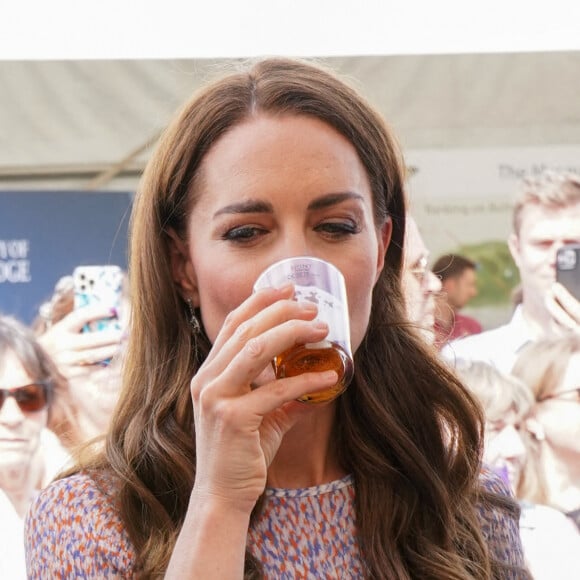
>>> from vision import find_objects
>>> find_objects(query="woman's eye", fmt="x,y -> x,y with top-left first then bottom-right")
222,226 -> 267,242
486,421 -> 504,435
316,221 -> 360,239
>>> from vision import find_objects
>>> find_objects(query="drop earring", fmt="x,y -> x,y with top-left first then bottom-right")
186,298 -> 201,335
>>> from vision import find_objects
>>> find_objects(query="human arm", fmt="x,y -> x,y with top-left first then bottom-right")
165,285 -> 337,578
38,305 -> 125,441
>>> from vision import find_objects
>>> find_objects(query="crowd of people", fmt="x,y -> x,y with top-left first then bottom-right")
0,273 -> 129,578
0,57 -> 578,578
434,171 -> 580,577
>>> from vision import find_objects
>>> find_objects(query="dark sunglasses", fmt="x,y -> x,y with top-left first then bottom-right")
0,382 -> 51,413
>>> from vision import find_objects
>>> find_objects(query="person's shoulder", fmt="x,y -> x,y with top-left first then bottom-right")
519,501 -> 580,578
439,323 -> 516,372
477,465 -> 520,517
25,470 -> 136,576
521,501 -> 580,534
27,470 -> 124,542
32,470 -> 116,511
440,327 -> 500,361
450,324 -> 508,350
475,467 -> 527,572
454,313 -> 482,334
478,465 -> 514,497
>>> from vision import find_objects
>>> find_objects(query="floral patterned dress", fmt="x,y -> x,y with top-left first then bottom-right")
25,467 -> 526,578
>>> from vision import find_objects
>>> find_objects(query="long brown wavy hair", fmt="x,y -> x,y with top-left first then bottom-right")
78,58 -> 518,578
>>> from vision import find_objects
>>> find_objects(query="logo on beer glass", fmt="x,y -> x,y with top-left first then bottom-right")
253,257 -> 354,404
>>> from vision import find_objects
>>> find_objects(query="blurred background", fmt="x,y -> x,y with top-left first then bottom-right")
3,53 -> 580,325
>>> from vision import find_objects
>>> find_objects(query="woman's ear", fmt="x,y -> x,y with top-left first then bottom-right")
375,217 -> 393,283
167,228 -> 199,306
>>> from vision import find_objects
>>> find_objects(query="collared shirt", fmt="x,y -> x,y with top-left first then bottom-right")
440,305 -> 532,374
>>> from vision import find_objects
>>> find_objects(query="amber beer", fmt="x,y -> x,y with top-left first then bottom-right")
273,341 -> 354,403
254,256 -> 354,404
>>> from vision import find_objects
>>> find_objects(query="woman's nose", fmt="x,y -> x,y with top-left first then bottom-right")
0,396 -> 26,426
498,425 -> 526,460
425,271 -> 442,293
277,232 -> 313,261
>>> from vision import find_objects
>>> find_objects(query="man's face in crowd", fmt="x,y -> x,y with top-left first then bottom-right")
402,216 -> 442,342
509,202 -> 580,308
443,267 -> 478,310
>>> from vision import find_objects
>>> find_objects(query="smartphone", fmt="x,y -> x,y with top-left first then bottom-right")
556,243 -> 580,301
73,265 -> 124,332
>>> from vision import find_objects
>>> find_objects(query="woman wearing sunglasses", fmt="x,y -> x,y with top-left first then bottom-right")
0,315 -> 70,579
512,332 -> 580,531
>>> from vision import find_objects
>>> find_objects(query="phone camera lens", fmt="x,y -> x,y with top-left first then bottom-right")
557,249 -> 577,270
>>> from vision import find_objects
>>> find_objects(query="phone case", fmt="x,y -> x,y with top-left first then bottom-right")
73,265 -> 124,332
556,244 -> 580,301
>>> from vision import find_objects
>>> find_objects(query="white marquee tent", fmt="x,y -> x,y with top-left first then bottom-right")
2,51 -> 580,192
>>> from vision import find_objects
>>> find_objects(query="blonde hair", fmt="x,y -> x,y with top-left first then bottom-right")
456,360 -> 533,424
512,170 -> 580,235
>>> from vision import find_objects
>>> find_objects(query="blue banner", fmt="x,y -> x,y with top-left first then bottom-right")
0,191 -> 132,324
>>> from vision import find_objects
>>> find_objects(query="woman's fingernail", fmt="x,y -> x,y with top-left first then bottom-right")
313,321 -> 329,330
322,370 -> 337,381
299,301 -> 318,312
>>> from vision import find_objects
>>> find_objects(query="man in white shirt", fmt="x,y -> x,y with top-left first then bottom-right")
442,170 -> 580,373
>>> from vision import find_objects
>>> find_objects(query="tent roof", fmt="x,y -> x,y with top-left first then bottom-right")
2,52 -> 580,190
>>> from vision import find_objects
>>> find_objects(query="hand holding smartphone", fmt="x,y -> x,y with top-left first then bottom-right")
73,265 -> 124,333
556,244 -> 580,302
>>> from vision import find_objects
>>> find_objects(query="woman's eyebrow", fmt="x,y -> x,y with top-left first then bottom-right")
307,191 -> 364,211
213,191 -> 363,218
213,200 -> 274,218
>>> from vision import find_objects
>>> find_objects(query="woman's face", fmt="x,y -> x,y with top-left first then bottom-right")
535,352 -> 580,458
402,216 -> 441,343
177,113 -> 391,353
0,350 -> 48,476
484,408 -> 527,491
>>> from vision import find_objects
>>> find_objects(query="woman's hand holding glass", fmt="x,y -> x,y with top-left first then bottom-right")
190,284 -> 338,512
